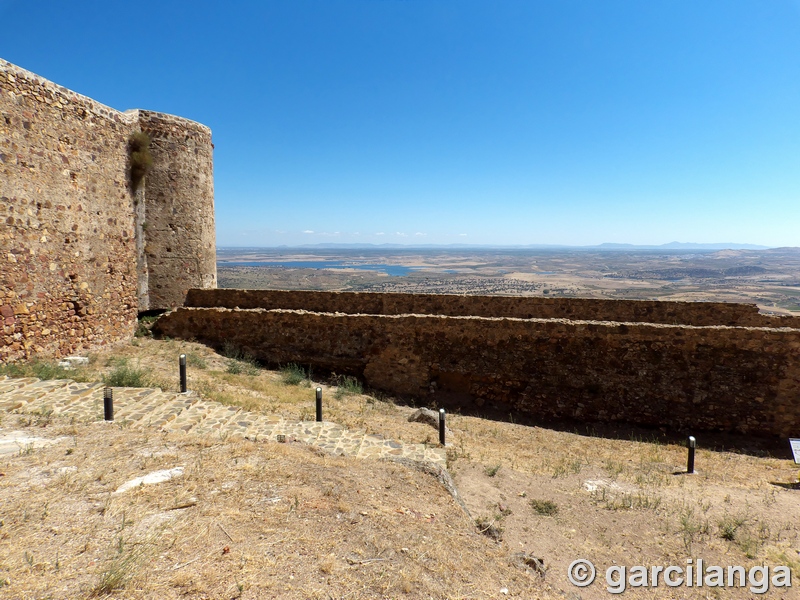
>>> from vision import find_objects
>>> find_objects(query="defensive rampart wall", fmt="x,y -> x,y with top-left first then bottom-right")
0,58 -> 215,361
185,288 -> 800,328
156,298 -> 800,438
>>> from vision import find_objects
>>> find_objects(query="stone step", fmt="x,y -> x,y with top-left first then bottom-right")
310,422 -> 348,453
161,399 -> 221,434
0,377 -> 449,469
425,447 -> 447,466
112,389 -> 173,420
333,428 -> 367,456
0,377 -> 40,399
187,404 -> 243,438
242,414 -> 284,441
124,393 -> 201,429
56,388 -> 108,421
50,382 -> 106,415
357,433 -> 406,460
0,379 -> 73,412
217,410 -> 279,441
19,381 -> 102,415
272,420 -> 328,444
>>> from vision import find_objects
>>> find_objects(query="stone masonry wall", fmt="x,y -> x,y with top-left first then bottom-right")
0,58 -> 216,361
138,111 -> 215,311
155,306 -> 800,438
0,60 -> 138,361
186,288 -> 800,328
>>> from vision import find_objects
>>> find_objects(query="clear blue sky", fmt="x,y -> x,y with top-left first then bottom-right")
2,1 -> 799,247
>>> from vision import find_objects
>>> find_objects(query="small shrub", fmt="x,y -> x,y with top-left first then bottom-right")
134,315 -> 159,338
551,457 -> 584,478
738,532 -> 760,559
221,341 -> 244,360
220,343 -> 259,375
128,131 -> 153,192
0,359 -> 88,382
92,535 -> 149,596
242,361 -> 260,376
103,362 -> 150,388
475,516 -> 503,541
485,464 -> 501,477
719,514 -> 747,541
678,507 -> 709,553
226,359 -> 259,377
333,375 -> 363,399
530,499 -> 559,516
185,352 -> 207,369
226,360 -> 242,375
281,363 -> 306,386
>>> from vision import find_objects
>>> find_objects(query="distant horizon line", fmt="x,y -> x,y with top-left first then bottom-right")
216,242 -> 793,251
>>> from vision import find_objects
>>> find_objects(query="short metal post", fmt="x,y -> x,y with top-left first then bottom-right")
687,435 -> 696,474
179,354 -> 187,393
439,408 -> 446,446
103,387 -> 113,421
316,387 -> 323,422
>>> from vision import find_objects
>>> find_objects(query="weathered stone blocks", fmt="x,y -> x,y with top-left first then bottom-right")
156,299 -> 800,438
0,58 -> 216,361
185,288 -> 800,328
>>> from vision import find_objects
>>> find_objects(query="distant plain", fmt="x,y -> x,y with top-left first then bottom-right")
218,247 -> 800,314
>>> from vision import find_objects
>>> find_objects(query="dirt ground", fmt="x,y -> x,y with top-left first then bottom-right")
2,337 -> 800,598
0,419 -> 553,599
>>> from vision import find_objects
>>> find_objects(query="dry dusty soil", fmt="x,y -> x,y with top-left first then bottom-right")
1,337 -> 800,599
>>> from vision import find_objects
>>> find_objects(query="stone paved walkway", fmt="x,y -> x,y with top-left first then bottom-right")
0,376 -> 447,467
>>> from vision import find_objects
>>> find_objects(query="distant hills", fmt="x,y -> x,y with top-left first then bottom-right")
593,242 -> 771,250
219,242 -> 775,251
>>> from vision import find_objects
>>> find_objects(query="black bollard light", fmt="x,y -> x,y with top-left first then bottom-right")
103,387 -> 113,421
439,408 -> 446,446
316,387 -> 323,422
687,435 -> 696,474
179,354 -> 187,393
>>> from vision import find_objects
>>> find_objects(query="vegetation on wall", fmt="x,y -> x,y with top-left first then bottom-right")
128,131 -> 153,191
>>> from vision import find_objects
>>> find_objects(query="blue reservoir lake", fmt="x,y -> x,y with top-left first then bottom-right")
220,261 -> 419,276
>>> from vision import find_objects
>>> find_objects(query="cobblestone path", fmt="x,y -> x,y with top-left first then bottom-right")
0,376 -> 446,467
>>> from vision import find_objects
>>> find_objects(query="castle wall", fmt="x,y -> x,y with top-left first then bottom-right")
0,58 -> 215,361
155,306 -> 800,437
0,60 -> 138,361
185,288 -> 800,328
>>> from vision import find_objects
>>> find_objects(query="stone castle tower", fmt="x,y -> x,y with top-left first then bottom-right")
132,110 -> 216,312
0,58 -> 216,361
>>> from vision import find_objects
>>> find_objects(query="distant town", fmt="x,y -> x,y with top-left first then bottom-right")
218,246 -> 800,314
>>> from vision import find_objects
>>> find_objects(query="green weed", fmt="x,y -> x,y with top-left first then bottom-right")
103,359 -> 151,388
0,359 -> 88,382
718,514 -> 747,541
128,131 -> 153,192
530,499 -> 559,516
485,464 -> 502,477
91,535 -> 149,596
226,359 -> 259,377
185,352 -> 207,369
333,375 -> 363,399
280,363 -> 307,386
